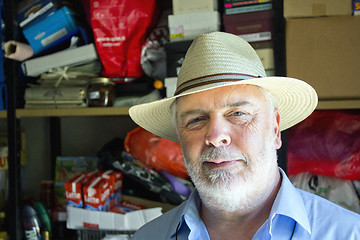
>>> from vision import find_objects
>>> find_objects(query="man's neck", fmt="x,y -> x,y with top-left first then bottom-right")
200,173 -> 282,240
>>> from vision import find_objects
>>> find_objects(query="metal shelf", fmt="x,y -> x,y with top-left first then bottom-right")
1,100 -> 359,119
0,106 -> 130,118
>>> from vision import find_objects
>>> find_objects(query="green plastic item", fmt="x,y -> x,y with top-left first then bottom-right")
33,201 -> 52,233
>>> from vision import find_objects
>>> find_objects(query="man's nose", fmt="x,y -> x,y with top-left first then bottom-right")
205,115 -> 231,148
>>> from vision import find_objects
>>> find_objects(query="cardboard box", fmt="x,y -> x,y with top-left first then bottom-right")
66,205 -> 162,231
223,9 -> 274,43
284,0 -> 352,18
66,195 -> 175,230
168,11 -> 220,42
286,16 -> 360,100
83,177 -> 112,211
172,0 -> 217,15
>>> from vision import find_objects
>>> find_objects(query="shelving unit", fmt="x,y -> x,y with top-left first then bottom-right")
3,0 -> 359,239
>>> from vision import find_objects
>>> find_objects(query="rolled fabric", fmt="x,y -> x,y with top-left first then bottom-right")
4,40 -> 34,61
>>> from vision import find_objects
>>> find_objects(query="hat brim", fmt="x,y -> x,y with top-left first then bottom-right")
129,76 -> 318,142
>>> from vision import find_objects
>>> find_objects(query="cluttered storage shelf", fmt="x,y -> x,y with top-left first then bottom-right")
2,99 -> 360,119
0,106 -> 130,118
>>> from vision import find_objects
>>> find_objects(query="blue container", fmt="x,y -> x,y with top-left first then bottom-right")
22,6 -> 77,55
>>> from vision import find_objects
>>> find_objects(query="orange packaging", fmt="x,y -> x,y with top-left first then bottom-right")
110,200 -> 147,214
85,170 -> 102,179
101,170 -> 123,208
64,173 -> 89,208
83,176 -> 112,211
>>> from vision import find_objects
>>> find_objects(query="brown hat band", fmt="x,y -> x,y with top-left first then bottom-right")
175,73 -> 260,96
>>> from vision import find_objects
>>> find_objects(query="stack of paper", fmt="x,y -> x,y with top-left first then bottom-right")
23,59 -> 101,109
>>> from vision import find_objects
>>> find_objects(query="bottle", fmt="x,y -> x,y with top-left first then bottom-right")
87,77 -> 116,107
22,205 -> 42,240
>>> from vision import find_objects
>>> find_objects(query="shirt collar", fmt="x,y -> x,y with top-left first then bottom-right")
170,168 -> 312,237
271,168 -> 311,234
170,189 -> 202,238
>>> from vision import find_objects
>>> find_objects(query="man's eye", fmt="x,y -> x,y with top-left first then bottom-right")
232,111 -> 245,116
186,117 -> 205,128
188,117 -> 203,124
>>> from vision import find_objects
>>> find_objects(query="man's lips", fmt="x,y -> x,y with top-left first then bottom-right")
204,159 -> 242,169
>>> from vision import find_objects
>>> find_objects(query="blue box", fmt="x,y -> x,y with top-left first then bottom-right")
22,6 -> 77,55
17,0 -> 57,28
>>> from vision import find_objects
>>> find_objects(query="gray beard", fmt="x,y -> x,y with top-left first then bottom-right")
184,139 -> 278,213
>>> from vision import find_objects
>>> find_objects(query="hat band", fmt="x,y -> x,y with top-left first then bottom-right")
175,73 -> 259,96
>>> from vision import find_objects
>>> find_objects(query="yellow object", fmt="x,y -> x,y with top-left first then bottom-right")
153,80 -> 163,89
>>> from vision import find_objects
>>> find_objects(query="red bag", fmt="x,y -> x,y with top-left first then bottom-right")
124,127 -> 189,179
88,0 -> 158,78
287,110 -> 360,180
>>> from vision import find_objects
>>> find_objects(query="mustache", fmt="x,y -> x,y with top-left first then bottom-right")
199,147 -> 249,164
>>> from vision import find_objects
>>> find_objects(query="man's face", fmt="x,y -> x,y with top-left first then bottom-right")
176,84 -> 282,212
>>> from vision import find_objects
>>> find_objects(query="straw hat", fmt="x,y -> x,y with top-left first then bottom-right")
129,31 -> 318,142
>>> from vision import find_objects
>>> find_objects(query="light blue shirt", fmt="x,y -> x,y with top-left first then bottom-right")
131,168 -> 360,239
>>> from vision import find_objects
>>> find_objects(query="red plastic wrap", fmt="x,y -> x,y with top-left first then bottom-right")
87,0 -> 158,78
124,127 -> 189,179
287,110 -> 360,180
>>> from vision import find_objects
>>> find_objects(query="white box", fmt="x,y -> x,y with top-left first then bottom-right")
172,0 -> 217,15
168,11 -> 220,42
165,77 -> 177,97
255,48 -> 274,70
66,206 -> 162,231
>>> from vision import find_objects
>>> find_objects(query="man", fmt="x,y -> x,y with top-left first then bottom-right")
129,32 -> 360,239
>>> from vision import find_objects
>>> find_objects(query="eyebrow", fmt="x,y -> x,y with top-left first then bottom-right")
228,100 -> 252,108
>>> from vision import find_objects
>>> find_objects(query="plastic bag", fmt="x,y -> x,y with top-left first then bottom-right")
124,127 -> 189,179
289,172 -> 360,214
141,10 -> 170,81
88,0 -> 158,78
287,110 -> 360,180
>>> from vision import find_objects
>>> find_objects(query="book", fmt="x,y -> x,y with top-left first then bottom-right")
224,2 -> 272,14
21,43 -> 98,77
17,0 -> 56,28
224,0 -> 271,9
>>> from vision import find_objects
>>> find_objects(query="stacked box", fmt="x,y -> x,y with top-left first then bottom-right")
252,41 -> 275,76
223,0 -> 272,15
223,9 -> 274,43
101,170 -> 123,208
286,16 -> 360,100
172,0 -> 217,15
284,0 -> 359,100
83,176 -> 112,212
284,0 -> 352,18
168,11 -> 220,42
222,0 -> 275,74
64,174 -> 89,208
168,0 -> 220,42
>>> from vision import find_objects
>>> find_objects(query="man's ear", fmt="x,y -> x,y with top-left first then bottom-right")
274,109 -> 282,149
